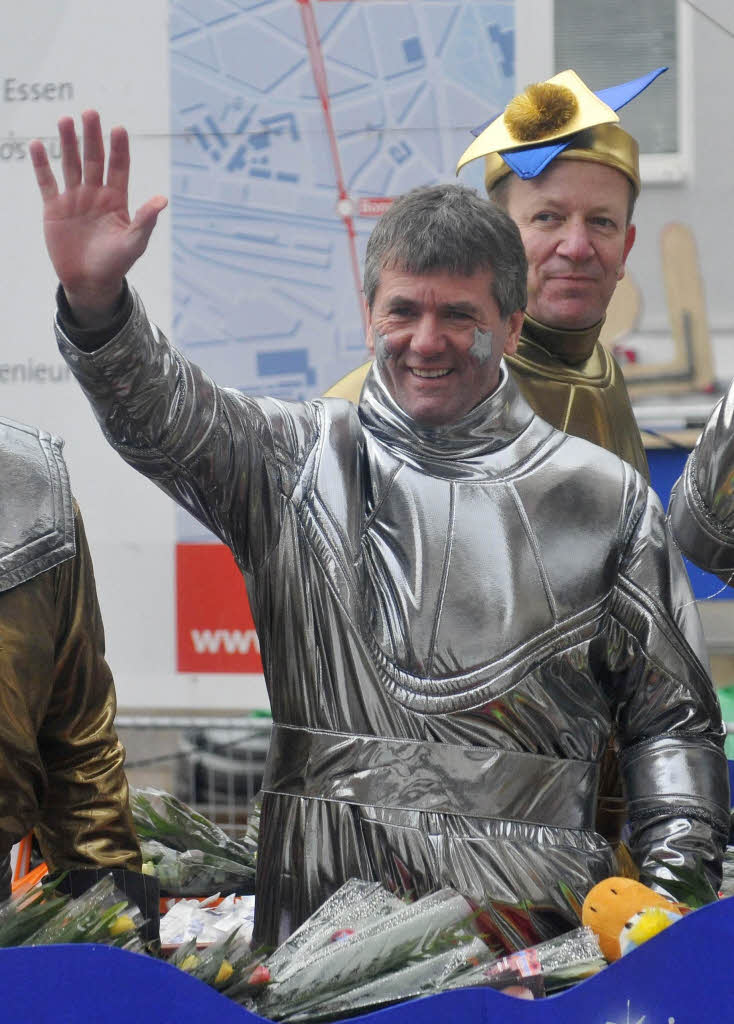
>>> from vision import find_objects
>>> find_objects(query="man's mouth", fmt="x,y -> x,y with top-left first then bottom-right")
410,368 -> 452,378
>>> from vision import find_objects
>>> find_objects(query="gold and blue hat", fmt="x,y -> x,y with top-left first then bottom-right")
456,67 -> 666,197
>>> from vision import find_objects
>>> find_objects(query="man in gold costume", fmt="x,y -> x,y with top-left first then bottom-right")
0,421 -> 157,934
327,69 -> 666,853
454,68 -> 664,480
327,68 -> 664,477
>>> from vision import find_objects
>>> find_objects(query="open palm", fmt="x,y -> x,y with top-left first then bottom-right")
30,110 -> 167,320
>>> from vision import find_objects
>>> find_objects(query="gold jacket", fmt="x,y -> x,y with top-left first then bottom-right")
507,315 -> 649,481
0,418 -> 141,892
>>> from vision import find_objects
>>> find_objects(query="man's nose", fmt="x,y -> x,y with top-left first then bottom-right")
410,315 -> 446,356
556,220 -> 594,262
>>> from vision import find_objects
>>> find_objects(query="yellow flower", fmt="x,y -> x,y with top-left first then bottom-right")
215,959 -> 234,985
108,914 -> 135,937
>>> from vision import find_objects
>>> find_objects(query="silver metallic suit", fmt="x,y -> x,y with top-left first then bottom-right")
56,289 -> 729,950
669,380 -> 734,583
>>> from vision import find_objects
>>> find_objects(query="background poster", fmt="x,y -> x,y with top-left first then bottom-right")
169,0 -> 516,674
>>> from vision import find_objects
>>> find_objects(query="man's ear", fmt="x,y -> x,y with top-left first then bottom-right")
364,299 -> 375,353
618,224 -> 636,281
503,309 -> 524,357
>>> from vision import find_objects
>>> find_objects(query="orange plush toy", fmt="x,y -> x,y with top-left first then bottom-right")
582,877 -> 686,961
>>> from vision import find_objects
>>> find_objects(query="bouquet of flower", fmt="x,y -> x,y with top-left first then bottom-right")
444,925 -> 605,999
239,879 -> 608,1020
0,874 -> 147,952
131,786 -> 256,896
168,926 -> 271,1008
279,933 -> 494,1021
263,879 -> 402,982
142,839 -> 256,897
0,876 -> 71,947
255,881 -> 485,1021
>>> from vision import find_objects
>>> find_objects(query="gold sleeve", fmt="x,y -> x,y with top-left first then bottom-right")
34,503 -> 141,872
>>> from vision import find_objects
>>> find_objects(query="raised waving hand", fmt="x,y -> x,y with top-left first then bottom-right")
30,110 -> 167,326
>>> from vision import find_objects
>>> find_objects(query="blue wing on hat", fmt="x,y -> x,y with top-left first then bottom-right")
595,67 -> 667,112
472,67 -> 667,182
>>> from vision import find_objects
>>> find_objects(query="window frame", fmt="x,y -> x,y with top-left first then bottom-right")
514,0 -> 691,186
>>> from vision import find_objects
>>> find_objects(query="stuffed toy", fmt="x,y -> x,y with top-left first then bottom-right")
582,877 -> 685,960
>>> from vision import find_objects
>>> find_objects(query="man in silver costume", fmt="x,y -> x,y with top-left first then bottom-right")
31,112 -> 729,950
669,382 -> 734,583
328,68 -> 664,856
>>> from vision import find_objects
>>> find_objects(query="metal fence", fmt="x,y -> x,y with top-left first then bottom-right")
116,714 -> 272,838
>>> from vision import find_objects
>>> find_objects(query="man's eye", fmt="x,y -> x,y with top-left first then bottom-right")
591,216 -> 616,229
447,310 -> 471,320
534,211 -> 561,223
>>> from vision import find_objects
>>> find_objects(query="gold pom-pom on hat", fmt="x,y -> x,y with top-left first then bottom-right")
504,83 -> 578,142
454,68 -> 627,179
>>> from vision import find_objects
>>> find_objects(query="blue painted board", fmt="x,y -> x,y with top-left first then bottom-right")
2,896 -> 734,1023
648,448 -> 732,600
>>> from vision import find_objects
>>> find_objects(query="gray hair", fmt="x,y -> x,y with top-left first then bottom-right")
363,183 -> 527,318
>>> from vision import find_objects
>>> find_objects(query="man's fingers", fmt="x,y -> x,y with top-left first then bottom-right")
58,116 -> 82,190
81,109 -> 105,188
106,124 -> 131,196
28,140 -> 59,202
129,195 -> 169,252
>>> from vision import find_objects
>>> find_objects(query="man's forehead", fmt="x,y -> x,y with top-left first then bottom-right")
375,265 -> 494,299
507,159 -> 631,206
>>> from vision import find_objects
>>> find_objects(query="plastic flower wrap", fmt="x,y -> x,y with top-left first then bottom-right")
131,786 -> 256,896
239,879 -> 609,1019
721,846 -> 734,899
169,926 -> 271,1005
142,839 -> 255,897
445,925 -> 606,998
0,876 -> 71,947
264,879 -> 402,981
256,881 -> 482,1021
0,874 -> 147,951
21,874 -> 146,949
284,935 -> 494,1021
299,924 -> 604,1016
241,792 -> 261,866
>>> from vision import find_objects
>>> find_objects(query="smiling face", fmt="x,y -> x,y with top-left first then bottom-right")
365,267 -> 524,426
504,160 -> 636,330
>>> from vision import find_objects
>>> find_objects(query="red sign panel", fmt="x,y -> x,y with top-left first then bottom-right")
176,543 -> 263,674
357,196 -> 394,217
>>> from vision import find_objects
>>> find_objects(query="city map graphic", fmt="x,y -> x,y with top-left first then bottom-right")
170,0 -> 514,668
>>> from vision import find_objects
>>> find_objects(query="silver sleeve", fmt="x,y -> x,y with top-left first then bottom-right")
54,287 -> 319,571
612,484 -> 730,891
669,382 -> 734,582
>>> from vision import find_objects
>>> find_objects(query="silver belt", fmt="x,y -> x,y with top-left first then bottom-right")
263,723 -> 599,830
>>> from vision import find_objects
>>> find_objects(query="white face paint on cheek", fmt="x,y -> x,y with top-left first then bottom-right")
469,326 -> 494,365
373,329 -> 393,366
